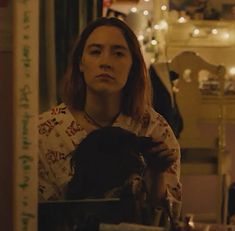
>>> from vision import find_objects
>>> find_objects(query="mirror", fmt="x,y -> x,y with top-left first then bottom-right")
13,0 -> 235,230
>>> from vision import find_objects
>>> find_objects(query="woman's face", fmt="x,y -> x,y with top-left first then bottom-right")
80,25 -> 133,95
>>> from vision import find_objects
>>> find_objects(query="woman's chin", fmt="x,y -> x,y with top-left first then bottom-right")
89,86 -> 122,95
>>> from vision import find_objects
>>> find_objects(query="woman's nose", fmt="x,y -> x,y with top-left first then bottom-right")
99,51 -> 112,70
100,63 -> 111,71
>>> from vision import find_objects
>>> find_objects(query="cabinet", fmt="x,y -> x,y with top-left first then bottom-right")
166,47 -> 234,223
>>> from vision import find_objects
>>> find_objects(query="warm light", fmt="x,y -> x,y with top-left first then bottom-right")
151,39 -> 158,45
161,5 -> 167,11
130,7 -> 137,13
178,16 -> 186,23
143,10 -> 149,16
144,0 -> 150,2
229,67 -> 235,75
211,28 -> 218,35
151,58 -> 155,63
189,221 -> 195,228
137,34 -> 144,41
154,24 -> 160,30
159,20 -> 168,30
223,32 -> 230,39
192,28 -> 200,36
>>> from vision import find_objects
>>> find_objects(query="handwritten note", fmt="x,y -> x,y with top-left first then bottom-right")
14,0 -> 38,230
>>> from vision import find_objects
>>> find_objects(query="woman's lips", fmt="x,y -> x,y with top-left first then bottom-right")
96,73 -> 114,79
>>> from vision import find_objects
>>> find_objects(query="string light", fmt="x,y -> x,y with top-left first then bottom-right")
159,20 -> 168,30
137,34 -> 144,41
192,28 -> 200,36
130,7 -> 137,13
229,67 -> 235,75
143,10 -> 149,16
161,5 -> 167,11
211,28 -> 218,35
178,16 -> 186,23
154,24 -> 160,30
223,32 -> 230,39
151,39 -> 158,45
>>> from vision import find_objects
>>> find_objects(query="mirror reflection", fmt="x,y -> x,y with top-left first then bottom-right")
38,0 -> 235,230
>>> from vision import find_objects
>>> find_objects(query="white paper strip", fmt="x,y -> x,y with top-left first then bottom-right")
13,0 -> 39,230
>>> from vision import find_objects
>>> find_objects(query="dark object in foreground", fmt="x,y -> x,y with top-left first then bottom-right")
38,199 -> 121,231
66,126 -> 158,225
38,127 -> 172,230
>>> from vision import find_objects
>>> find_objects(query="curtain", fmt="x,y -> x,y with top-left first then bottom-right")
39,0 -> 103,112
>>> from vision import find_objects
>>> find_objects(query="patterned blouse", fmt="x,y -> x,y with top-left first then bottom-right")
38,103 -> 182,213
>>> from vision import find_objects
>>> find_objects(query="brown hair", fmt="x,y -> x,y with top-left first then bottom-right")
60,17 -> 152,119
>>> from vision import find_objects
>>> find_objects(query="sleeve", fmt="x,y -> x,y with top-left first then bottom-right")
38,133 -> 61,201
145,109 -> 182,219
38,110 -> 67,201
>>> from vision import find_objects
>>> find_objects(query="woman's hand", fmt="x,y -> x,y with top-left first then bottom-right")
143,141 -> 178,173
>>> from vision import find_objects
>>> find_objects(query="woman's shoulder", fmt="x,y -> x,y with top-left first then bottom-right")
117,107 -> 170,134
140,107 -> 169,128
38,103 -> 68,122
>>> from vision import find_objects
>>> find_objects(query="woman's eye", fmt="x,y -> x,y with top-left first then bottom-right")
89,50 -> 101,55
114,51 -> 125,57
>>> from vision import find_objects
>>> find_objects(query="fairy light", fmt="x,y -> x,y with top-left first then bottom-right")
151,39 -> 158,45
154,24 -> 160,30
161,5 -> 167,11
130,7 -> 137,13
192,28 -> 200,36
229,67 -> 235,75
223,32 -> 230,39
211,28 -> 218,35
137,34 -> 145,41
178,16 -> 186,23
159,20 -> 168,30
143,10 -> 149,16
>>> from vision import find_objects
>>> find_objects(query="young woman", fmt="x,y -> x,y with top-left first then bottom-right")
38,17 -> 182,218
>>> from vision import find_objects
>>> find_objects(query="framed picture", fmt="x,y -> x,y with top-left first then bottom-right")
169,0 -> 221,20
221,4 -> 235,20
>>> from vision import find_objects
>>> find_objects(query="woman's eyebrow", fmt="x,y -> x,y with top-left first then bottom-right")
86,44 -> 102,49
86,43 -> 128,51
112,45 -> 129,51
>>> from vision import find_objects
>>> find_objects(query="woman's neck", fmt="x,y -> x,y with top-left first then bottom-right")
84,92 -> 121,127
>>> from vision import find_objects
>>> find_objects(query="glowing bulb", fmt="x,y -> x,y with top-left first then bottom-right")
137,35 -> 144,41
229,67 -> 235,75
178,17 -> 186,23
223,32 -> 230,39
154,24 -> 160,30
143,10 -> 149,16
144,0 -> 150,2
161,5 -> 167,11
151,39 -> 158,45
159,20 -> 168,30
130,7 -> 137,13
211,28 -> 218,35
193,28 -> 200,36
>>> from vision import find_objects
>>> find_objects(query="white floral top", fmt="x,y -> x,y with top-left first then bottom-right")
38,103 -> 182,210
